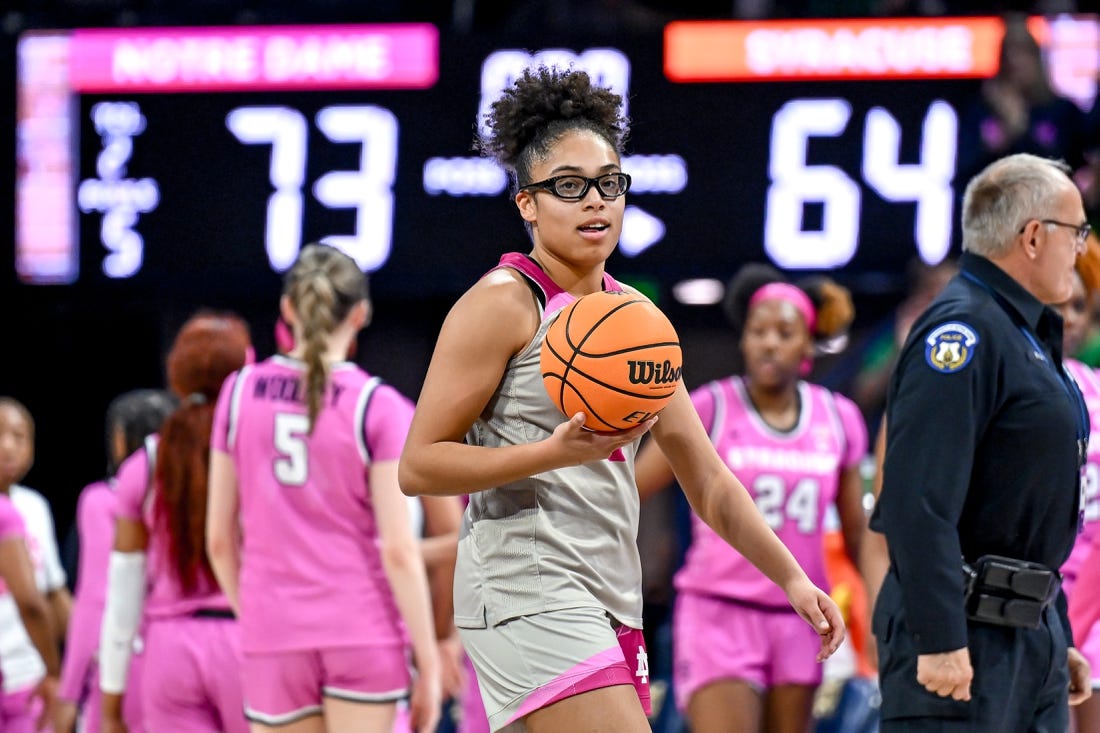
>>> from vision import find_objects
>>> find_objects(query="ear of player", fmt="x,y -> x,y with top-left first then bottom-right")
541,291 -> 682,432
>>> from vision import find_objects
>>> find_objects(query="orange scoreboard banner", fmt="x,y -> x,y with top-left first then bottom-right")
664,17 -> 1006,82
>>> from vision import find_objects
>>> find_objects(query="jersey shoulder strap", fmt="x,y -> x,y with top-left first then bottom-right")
355,376 -> 384,465
141,434 -> 159,517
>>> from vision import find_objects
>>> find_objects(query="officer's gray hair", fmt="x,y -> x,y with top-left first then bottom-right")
961,153 -> 1073,258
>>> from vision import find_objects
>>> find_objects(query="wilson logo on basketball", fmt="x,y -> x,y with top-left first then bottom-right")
627,360 -> 682,386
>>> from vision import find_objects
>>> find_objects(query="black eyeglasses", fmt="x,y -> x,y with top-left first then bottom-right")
519,172 -> 631,200
1019,218 -> 1092,245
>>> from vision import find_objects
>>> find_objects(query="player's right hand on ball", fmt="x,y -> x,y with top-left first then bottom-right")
552,413 -> 657,464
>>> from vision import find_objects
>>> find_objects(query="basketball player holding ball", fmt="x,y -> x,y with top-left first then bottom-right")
398,66 -> 845,733
634,263 -> 869,733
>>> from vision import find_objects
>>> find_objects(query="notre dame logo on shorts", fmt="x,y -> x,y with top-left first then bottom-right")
924,321 -> 979,373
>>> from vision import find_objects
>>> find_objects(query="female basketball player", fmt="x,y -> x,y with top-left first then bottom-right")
0,397 -> 67,732
633,263 -> 868,733
0,491 -> 59,733
1056,245 -> 1100,733
398,66 -> 844,733
99,313 -> 251,733
206,243 -> 440,733
57,389 -> 177,733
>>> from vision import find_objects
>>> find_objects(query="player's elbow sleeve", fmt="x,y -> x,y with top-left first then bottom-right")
99,551 -> 146,694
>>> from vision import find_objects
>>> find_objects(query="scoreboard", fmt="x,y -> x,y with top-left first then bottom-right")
15,15 -> 1100,301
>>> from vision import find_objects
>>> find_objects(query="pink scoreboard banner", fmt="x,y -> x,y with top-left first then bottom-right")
67,24 -> 439,92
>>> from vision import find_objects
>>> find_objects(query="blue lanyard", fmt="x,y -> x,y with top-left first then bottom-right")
960,270 -> 1090,460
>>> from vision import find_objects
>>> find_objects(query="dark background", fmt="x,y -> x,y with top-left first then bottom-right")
0,1 -> 1084,545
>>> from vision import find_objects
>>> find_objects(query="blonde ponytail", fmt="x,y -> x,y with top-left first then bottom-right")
283,243 -> 369,433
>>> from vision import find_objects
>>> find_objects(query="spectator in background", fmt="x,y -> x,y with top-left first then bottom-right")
956,13 -> 1090,186
849,258 -> 958,436
55,389 -> 177,733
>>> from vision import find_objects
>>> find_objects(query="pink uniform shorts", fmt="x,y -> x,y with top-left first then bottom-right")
1081,619 -> 1100,688
242,643 -> 411,726
142,615 -> 248,733
0,682 -> 42,733
673,591 -> 823,710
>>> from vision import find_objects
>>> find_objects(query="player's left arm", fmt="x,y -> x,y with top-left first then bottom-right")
45,589 -> 72,644
652,385 -> 845,658
36,497 -> 72,637
836,465 -> 866,568
417,493 -> 465,699
206,449 -> 242,615
100,517 -> 148,729
834,394 -> 870,567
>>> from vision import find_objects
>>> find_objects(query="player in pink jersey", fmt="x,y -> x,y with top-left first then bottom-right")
1055,241 -> 1100,733
399,67 -> 843,733
0,397 -> 64,731
634,263 -> 868,733
99,313 -> 252,733
0,486 -> 60,732
207,243 -> 440,733
56,389 -> 177,733
276,285 -> 461,733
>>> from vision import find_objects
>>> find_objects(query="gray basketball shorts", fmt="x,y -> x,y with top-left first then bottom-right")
458,605 -> 649,732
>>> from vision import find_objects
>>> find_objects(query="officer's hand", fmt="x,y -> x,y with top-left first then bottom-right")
916,648 -> 973,701
1068,646 -> 1092,706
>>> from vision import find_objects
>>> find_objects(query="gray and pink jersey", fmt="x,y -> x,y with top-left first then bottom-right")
115,438 -> 230,619
211,355 -> 411,653
674,376 -> 867,608
455,253 -> 645,631
1061,358 -> 1100,594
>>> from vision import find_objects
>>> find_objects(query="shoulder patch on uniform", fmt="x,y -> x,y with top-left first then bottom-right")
924,321 -> 979,373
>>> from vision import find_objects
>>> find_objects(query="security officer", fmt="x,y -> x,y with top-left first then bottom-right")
871,153 -> 1093,731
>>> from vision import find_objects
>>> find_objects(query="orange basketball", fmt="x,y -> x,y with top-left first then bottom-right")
541,290 -> 682,432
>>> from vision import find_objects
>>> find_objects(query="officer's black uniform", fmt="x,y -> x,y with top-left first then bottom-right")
871,251 -> 1087,731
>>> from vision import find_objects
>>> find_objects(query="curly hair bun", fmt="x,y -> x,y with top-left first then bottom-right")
476,66 -> 628,179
